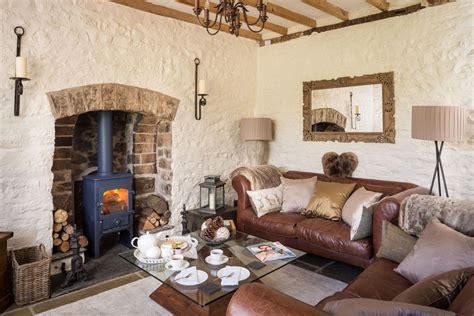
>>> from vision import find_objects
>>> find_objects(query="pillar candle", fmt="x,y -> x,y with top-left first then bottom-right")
355,105 -> 360,115
15,56 -> 27,78
198,79 -> 207,95
209,190 -> 216,210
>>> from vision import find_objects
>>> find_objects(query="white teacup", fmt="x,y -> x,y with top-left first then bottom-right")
209,249 -> 224,264
169,255 -> 185,270
161,247 -> 174,258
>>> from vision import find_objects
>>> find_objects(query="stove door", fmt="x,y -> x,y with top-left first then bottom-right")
102,188 -> 129,215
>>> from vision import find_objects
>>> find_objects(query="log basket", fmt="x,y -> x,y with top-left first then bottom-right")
12,244 -> 51,305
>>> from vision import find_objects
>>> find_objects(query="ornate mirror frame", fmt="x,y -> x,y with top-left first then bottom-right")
303,72 -> 395,143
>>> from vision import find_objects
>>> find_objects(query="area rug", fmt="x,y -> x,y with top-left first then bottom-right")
38,264 -> 346,315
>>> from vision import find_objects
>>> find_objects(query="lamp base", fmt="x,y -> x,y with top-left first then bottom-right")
429,141 -> 449,197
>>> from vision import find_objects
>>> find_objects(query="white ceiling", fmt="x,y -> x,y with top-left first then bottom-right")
146,0 -> 421,40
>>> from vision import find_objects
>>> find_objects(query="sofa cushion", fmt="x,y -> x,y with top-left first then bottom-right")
376,220 -> 418,263
280,176 -> 317,213
393,267 -> 474,309
344,258 -> 413,300
246,185 -> 283,218
395,218 -> 474,284
296,218 -> 372,259
448,277 -> 474,314
239,207 -> 306,238
324,298 -> 455,316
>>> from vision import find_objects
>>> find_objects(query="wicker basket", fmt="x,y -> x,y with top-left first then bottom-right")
12,244 -> 51,305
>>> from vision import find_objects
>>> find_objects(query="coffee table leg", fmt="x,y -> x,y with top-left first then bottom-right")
149,284 -> 232,316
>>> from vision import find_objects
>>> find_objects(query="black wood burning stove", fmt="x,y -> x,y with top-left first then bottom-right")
83,111 -> 134,258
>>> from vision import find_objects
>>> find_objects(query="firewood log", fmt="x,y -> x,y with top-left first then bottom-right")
54,209 -> 68,223
53,233 -> 59,239
53,223 -> 63,233
58,241 -> 70,253
62,221 -> 68,226
139,207 -> 157,218
159,218 -> 169,226
145,195 -> 168,215
60,232 -> 70,241
53,238 -> 62,246
149,217 -> 157,224
162,210 -> 171,220
64,224 -> 74,235
136,216 -> 155,231
78,235 -> 89,248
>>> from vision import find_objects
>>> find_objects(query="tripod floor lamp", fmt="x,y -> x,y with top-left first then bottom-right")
412,106 -> 465,197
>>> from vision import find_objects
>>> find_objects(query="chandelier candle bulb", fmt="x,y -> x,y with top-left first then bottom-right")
15,56 -> 27,78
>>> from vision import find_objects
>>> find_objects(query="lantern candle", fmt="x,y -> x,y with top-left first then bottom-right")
15,56 -> 27,78
209,189 -> 216,210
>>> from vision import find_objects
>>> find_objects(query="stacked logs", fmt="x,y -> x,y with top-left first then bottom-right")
52,209 -> 89,253
135,194 -> 171,234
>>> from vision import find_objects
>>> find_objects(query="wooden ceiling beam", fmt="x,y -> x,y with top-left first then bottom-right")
110,0 -> 262,41
243,0 -> 317,28
176,0 -> 288,35
366,0 -> 390,11
302,0 -> 349,21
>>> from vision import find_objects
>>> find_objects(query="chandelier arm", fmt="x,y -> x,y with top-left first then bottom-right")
205,5 -> 223,29
242,9 -> 262,27
206,13 -> 224,36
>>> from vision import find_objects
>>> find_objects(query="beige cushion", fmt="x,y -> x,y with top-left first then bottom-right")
246,185 -> 283,218
350,205 -> 375,241
376,220 -> 418,263
324,298 -> 455,316
393,267 -> 474,309
280,176 -> 317,213
395,218 -> 474,284
303,181 -> 356,221
342,187 -> 382,225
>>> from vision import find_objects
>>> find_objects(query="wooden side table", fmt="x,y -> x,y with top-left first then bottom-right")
186,206 -> 237,232
0,232 -> 14,313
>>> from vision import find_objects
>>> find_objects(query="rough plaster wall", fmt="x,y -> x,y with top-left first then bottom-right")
256,0 -> 474,199
0,0 -> 257,250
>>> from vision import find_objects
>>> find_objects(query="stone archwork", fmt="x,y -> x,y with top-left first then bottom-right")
47,83 -> 180,120
48,84 -> 179,234
311,108 -> 347,129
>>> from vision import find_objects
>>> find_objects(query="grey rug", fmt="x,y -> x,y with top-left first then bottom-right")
38,265 -> 346,315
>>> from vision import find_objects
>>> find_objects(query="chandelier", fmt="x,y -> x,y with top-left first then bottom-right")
193,0 -> 269,37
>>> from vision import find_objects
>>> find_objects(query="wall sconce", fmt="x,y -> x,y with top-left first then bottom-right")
10,26 -> 30,117
355,105 -> 361,121
194,57 -> 208,120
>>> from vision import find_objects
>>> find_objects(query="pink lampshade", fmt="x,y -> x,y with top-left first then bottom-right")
412,106 -> 465,142
240,118 -> 272,141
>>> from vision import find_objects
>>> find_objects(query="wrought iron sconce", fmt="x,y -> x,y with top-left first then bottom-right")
10,26 -> 30,117
194,58 -> 208,120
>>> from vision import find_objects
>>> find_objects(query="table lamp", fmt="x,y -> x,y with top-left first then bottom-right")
240,118 -> 273,165
412,106 -> 465,197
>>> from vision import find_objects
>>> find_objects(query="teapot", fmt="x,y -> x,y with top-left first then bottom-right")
131,231 -> 159,254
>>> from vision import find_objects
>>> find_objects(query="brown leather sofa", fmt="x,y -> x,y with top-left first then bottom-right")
232,170 -> 428,268
226,258 -> 474,315
227,188 -> 474,316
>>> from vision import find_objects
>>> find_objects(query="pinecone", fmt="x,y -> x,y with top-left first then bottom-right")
202,226 -> 215,240
201,216 -> 225,240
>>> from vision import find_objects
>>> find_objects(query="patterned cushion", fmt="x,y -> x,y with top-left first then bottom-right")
247,185 -> 283,218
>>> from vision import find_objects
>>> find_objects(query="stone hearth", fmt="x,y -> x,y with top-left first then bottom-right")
47,84 -> 180,252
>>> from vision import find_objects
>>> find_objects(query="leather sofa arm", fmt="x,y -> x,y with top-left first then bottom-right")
373,186 -> 430,253
232,175 -> 252,211
227,283 -> 329,316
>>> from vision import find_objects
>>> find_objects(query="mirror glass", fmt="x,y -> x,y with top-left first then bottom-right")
311,84 -> 383,133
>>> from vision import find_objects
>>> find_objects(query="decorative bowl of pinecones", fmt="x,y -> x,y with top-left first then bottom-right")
199,216 -> 231,245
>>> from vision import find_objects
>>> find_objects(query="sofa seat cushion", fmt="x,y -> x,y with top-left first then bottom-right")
344,258 -> 413,300
240,208 -> 307,238
296,218 -> 373,259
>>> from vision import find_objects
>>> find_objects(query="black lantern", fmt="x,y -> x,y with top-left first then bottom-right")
199,175 -> 225,213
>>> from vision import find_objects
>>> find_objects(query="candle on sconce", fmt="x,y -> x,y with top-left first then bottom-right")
355,105 -> 360,115
15,56 -> 27,78
197,79 -> 207,95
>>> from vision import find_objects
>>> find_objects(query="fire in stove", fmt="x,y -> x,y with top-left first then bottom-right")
103,188 -> 129,214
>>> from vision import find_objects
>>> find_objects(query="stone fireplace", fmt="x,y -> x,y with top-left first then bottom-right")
47,83 -> 179,254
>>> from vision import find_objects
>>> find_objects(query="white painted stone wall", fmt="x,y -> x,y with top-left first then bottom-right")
256,0 -> 474,199
0,0 -> 258,250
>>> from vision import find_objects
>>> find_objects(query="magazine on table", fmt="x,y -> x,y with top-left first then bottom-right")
246,241 -> 296,262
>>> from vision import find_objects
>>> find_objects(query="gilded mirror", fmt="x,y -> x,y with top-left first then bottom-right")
303,72 -> 395,143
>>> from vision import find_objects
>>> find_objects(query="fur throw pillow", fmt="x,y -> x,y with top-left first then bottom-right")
322,152 -> 358,177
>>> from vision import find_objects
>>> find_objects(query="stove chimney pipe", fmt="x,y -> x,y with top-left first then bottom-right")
97,111 -> 113,175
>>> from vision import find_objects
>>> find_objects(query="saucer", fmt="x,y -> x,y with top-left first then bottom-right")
205,255 -> 229,266
165,261 -> 190,271
217,266 -> 250,281
176,270 -> 208,286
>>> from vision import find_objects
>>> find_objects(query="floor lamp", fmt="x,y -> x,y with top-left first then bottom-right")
240,118 -> 273,165
412,106 -> 465,197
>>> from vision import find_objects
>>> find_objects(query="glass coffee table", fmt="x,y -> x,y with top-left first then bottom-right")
120,231 -> 305,316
